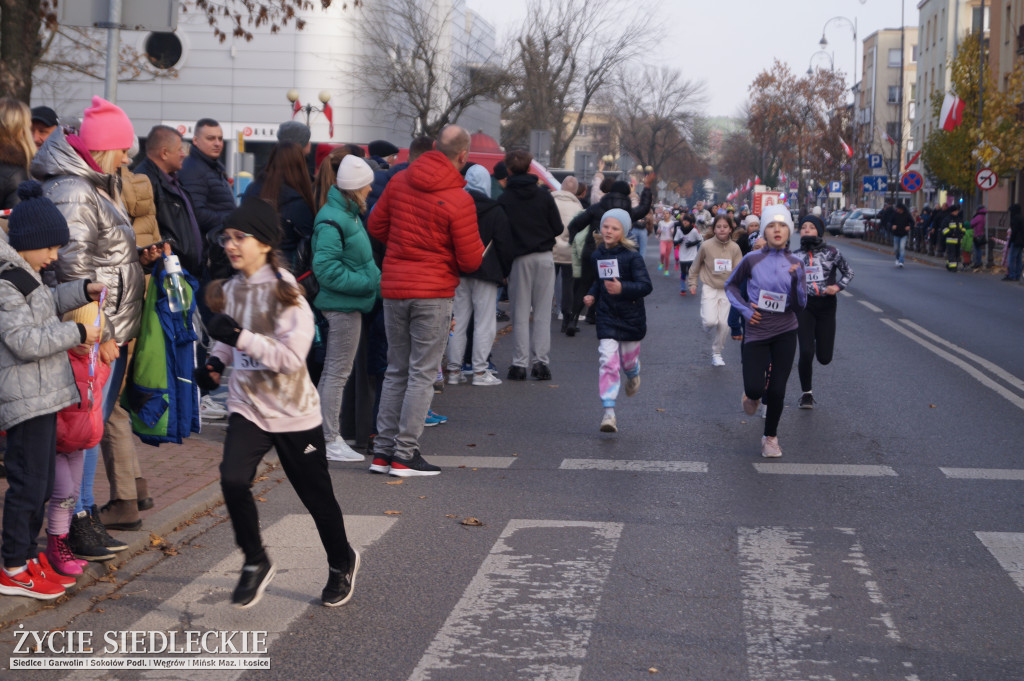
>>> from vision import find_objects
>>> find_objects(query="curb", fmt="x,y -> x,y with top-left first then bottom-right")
841,236 -> 945,269
0,454 -> 279,628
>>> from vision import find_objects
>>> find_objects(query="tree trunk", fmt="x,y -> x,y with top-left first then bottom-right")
0,0 -> 42,101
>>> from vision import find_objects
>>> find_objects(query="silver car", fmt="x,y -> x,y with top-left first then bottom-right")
842,208 -> 878,238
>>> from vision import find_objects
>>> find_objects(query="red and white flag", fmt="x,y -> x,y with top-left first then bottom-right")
839,136 -> 853,158
744,178 -> 752,191
323,101 -> 334,138
884,131 -> 897,146
940,92 -> 966,131
291,98 -> 302,119
754,175 -> 762,186
779,170 -> 787,184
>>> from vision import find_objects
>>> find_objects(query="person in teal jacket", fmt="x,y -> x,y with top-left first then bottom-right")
312,155 -> 381,462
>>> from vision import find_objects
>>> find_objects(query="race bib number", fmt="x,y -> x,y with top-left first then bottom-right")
757,290 -> 787,312
233,349 -> 265,371
597,259 -> 620,280
805,265 -> 824,283
713,258 -> 732,273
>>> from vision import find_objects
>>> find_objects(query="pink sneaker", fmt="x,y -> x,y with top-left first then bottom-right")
45,533 -> 84,576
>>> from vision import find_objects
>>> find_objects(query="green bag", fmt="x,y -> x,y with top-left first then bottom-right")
961,229 -> 974,252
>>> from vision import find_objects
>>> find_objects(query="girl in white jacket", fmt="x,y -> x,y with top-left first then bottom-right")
674,214 -> 703,295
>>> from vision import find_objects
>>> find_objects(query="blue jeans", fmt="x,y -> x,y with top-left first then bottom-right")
76,345 -> 128,514
893,235 -> 908,264
629,228 -> 648,260
972,239 -> 985,267
1008,244 -> 1023,280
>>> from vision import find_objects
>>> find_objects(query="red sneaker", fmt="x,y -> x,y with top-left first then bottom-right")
0,565 -> 64,600
36,553 -> 77,586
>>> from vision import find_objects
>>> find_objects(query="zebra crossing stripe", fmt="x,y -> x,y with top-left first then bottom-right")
739,527 -> 911,680
407,520 -> 622,681
941,468 -> 1024,481
67,515 -> 395,681
753,463 -> 897,477
424,456 -> 517,469
560,459 -> 707,473
976,532 -> 1024,595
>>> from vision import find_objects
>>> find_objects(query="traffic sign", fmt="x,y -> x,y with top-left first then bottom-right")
868,154 -> 883,169
900,171 -> 923,193
975,167 -> 998,191
828,181 -> 842,194
862,176 -> 888,192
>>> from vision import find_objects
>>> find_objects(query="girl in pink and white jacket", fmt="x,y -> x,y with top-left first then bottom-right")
194,198 -> 358,610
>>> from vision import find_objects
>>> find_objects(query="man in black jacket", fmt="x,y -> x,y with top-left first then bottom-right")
891,201 -> 914,268
497,150 -> 564,380
178,118 -> 234,280
134,126 -> 202,275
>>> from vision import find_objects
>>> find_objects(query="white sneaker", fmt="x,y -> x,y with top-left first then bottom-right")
757,402 -> 767,419
761,435 -> 782,458
447,372 -> 466,385
472,372 -> 502,386
600,412 -> 617,432
711,354 -> 725,367
326,438 -> 364,462
624,373 -> 641,397
200,395 -> 227,420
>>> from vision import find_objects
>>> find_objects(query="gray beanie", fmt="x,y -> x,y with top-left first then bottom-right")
277,121 -> 311,146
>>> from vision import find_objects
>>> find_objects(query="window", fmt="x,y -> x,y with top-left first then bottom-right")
972,6 -> 989,33
888,48 -> 902,67
911,44 -> 918,62
1007,5 -> 1013,44
888,85 -> 902,103
909,101 -> 916,121
910,83 -> 917,101
886,121 -> 900,140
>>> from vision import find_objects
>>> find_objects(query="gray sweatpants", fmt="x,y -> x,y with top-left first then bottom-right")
447,277 -> 498,374
375,297 -> 453,461
317,310 -> 362,442
509,251 -> 555,368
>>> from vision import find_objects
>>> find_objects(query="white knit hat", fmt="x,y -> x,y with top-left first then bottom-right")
760,204 -> 793,232
336,155 -> 374,191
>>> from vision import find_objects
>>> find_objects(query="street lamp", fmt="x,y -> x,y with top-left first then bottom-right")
806,50 -> 834,76
286,89 -> 332,127
820,15 -> 858,209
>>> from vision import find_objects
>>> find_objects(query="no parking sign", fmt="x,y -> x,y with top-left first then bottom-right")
900,171 -> 923,193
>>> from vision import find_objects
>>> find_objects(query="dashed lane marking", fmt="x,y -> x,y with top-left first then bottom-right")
408,520 -> 622,681
560,459 -> 708,473
976,532 -> 1024,595
427,456 -> 517,468
941,468 -> 1024,481
839,290 -> 853,298
753,463 -> 897,477
858,300 -> 884,313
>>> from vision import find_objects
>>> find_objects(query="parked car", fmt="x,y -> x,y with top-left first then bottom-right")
827,209 -> 850,235
842,208 -> 878,238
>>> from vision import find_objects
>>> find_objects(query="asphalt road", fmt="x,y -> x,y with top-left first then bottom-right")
3,238 -> 1023,680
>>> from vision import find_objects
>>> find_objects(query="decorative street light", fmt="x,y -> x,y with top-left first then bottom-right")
806,50 -> 834,76
286,89 -> 332,127
820,15 -> 858,208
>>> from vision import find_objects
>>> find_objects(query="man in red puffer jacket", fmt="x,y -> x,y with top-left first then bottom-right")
367,125 -> 483,477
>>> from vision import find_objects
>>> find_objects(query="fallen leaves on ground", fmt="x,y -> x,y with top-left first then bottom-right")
385,479 -> 404,485
655,409 -> 666,412
384,510 -> 402,515
466,443 -> 476,447
460,517 -> 484,526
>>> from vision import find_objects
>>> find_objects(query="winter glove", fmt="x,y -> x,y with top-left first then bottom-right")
207,313 -> 243,347
194,356 -> 225,392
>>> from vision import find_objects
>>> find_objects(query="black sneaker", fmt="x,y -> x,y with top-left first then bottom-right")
507,365 -> 527,381
322,546 -> 360,607
798,392 -> 815,409
531,363 -> 552,380
69,512 -> 115,562
368,451 -> 392,474
388,450 -> 441,477
496,310 -> 510,322
231,561 -> 275,609
88,505 -> 127,552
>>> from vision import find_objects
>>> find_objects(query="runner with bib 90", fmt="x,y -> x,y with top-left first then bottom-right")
725,205 -> 806,458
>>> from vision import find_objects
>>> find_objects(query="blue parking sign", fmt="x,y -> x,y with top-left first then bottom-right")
828,181 -> 842,193
869,154 -> 882,169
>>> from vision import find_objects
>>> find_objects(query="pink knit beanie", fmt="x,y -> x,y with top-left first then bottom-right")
79,96 -> 135,152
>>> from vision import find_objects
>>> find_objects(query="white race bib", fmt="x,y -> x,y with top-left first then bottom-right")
805,265 -> 824,283
757,290 -> 787,312
597,258 -> 620,280
233,348 -> 265,371
713,258 -> 732,273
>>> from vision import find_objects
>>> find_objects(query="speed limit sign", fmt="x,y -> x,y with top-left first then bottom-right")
975,167 -> 998,191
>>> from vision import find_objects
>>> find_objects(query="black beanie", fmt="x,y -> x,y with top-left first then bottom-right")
800,215 -> 825,238
224,198 -> 282,249
8,181 -> 70,252
610,180 -> 632,196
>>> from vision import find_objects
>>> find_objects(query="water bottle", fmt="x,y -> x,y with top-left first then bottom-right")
163,254 -> 187,313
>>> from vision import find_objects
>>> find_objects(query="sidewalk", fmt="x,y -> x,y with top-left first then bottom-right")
840,235 -> 1011,274
0,409 -> 252,626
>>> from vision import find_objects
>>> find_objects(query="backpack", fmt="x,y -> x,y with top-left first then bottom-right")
294,219 -> 345,303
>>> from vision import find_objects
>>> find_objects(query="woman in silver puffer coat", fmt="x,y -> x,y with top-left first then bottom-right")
30,97 -> 155,560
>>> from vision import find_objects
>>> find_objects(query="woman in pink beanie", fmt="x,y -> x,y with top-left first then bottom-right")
30,95 -> 163,560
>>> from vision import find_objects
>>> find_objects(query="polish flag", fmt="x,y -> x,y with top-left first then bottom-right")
744,178 -> 752,191
323,101 -> 334,138
754,175 -> 762,186
291,98 -> 302,119
839,137 -> 853,158
779,170 -> 787,184
940,92 -> 966,131
884,131 -> 897,146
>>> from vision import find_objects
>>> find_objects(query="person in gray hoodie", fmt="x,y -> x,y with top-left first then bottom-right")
0,181 -> 104,600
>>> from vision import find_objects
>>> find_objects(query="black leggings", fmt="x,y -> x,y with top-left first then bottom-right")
741,330 -> 797,437
221,414 -> 351,570
796,296 -> 837,392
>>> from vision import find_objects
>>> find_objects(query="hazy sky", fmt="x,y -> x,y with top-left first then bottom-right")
466,0 -> 920,118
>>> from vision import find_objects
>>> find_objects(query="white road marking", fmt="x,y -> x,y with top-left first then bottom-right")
68,515 -> 395,681
560,459 -> 707,473
940,468 -> 1024,481
839,290 -> 854,298
858,300 -> 884,313
739,527 -> 908,681
407,519 -> 622,681
426,455 -> 517,469
898,318 -> 1024,393
881,318 -> 1024,412
753,463 -> 897,477
976,532 -> 1024,595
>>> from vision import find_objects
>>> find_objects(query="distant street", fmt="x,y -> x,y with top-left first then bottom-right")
3,239 -> 1023,680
